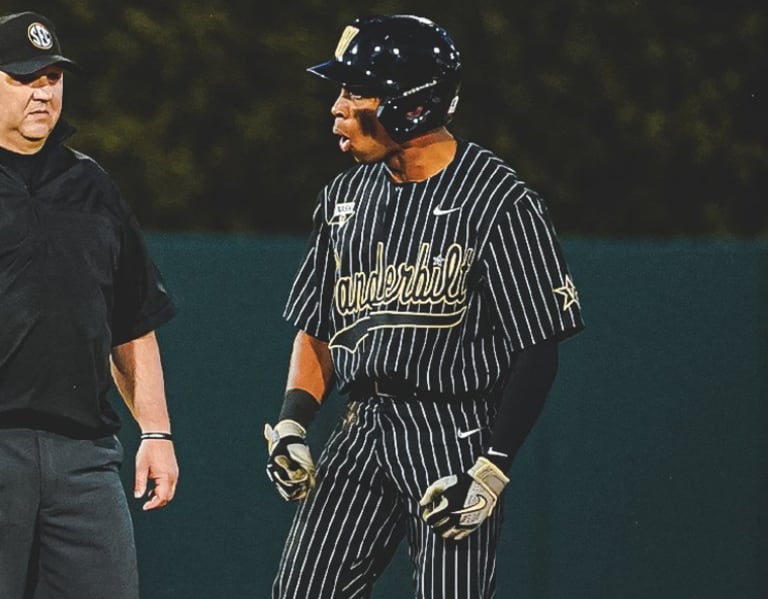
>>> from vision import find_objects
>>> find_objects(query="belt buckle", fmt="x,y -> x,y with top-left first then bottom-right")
373,380 -> 396,398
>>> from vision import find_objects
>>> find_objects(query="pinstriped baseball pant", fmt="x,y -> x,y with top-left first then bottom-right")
272,393 -> 503,599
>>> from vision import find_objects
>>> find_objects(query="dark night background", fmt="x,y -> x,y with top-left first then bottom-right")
7,0 -> 766,238
2,2 -> 766,598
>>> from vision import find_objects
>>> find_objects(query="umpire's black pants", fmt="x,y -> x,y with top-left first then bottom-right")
0,428 -> 139,599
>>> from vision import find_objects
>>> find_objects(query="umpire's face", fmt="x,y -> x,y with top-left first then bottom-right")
331,87 -> 397,164
0,65 -> 63,154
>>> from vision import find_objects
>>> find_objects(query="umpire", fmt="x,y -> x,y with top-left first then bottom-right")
265,14 -> 585,599
0,11 -> 178,598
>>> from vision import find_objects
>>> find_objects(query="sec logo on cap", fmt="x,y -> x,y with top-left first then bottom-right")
27,22 -> 54,50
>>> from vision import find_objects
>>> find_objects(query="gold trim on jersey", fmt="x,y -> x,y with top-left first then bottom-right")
329,307 -> 468,352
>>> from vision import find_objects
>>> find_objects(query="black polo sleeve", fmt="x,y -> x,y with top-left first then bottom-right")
111,210 -> 176,347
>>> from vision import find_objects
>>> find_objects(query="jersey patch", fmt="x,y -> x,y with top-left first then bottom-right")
329,201 -> 356,226
553,275 -> 580,311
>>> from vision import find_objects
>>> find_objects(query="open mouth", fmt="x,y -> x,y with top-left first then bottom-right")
338,135 -> 351,152
333,126 -> 352,153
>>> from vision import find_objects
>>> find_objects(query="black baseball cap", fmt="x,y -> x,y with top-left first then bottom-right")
0,11 -> 79,76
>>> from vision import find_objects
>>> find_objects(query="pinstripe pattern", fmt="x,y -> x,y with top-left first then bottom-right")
272,396 -> 501,599
277,139 -> 584,597
284,140 -> 584,395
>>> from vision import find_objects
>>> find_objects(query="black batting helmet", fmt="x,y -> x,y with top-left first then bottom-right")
307,14 -> 462,143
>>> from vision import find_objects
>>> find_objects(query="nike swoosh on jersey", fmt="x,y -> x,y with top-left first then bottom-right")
487,447 -> 509,458
453,495 -> 488,515
457,427 -> 483,439
432,205 -> 462,216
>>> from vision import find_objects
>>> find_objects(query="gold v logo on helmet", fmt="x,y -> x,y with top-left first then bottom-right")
334,25 -> 359,60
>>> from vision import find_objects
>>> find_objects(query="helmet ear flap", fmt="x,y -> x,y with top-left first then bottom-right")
377,79 -> 461,142
377,94 -> 428,142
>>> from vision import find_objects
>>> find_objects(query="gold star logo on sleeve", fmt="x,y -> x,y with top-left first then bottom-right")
553,275 -> 580,311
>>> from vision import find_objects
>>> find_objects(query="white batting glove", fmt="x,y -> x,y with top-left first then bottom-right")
419,457 -> 509,540
264,419 -> 316,502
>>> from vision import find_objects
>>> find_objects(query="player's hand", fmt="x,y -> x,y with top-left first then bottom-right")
264,419 -> 316,502
419,457 -> 509,540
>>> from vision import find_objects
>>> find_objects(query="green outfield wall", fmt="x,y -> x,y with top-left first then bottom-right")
113,234 -> 767,598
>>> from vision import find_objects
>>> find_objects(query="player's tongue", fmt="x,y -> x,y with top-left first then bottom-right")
338,136 -> 351,152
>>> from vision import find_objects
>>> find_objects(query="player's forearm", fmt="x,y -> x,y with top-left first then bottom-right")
110,330 -> 172,433
278,330 -> 334,428
486,339 -> 559,472
286,330 -> 334,400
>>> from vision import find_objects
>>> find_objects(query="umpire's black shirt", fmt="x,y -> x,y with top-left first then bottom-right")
0,122 -> 175,439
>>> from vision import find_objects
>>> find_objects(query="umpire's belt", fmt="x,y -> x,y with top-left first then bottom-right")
348,379 -> 473,402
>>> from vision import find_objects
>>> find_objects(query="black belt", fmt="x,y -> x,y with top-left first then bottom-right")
348,379 -> 477,402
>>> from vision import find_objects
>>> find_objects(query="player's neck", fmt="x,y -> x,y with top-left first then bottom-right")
385,129 -> 457,184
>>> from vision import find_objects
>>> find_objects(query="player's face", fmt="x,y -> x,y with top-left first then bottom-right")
330,88 -> 397,163
0,66 -> 64,153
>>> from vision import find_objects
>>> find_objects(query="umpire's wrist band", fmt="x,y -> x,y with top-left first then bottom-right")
140,431 -> 174,441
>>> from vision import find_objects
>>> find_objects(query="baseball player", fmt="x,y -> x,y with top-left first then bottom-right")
264,14 -> 584,599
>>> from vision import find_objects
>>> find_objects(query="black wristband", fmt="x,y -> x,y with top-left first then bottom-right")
278,388 -> 321,430
484,450 -> 513,473
140,432 -> 174,441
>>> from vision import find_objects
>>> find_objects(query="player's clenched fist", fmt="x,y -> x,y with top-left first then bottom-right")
264,419 -> 316,502
419,457 -> 509,540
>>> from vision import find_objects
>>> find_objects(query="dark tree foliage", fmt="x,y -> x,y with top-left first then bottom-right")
8,1 -> 766,237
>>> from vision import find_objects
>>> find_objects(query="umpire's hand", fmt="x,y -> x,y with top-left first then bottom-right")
419,457 -> 509,540
264,419 -> 316,501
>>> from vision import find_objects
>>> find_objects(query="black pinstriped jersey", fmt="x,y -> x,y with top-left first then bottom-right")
284,139 -> 584,396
